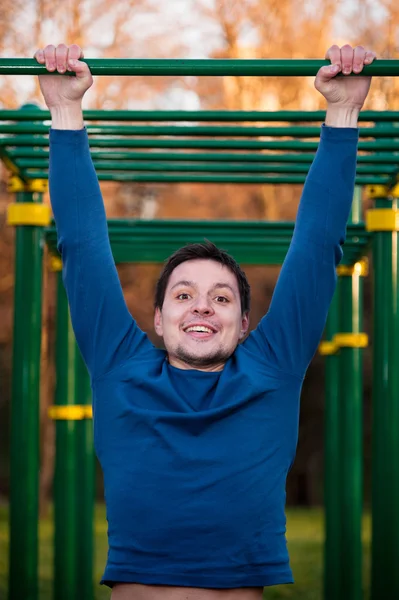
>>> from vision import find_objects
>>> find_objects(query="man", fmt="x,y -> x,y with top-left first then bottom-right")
35,43 -> 375,600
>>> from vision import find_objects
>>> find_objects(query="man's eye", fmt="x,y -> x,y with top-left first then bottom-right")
177,293 -> 190,300
216,296 -> 229,303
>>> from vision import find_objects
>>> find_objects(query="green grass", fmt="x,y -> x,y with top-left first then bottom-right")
0,505 -> 371,600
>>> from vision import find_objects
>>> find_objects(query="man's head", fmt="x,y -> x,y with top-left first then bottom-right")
154,241 -> 251,371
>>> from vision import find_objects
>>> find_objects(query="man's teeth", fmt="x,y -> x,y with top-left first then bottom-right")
186,326 -> 213,333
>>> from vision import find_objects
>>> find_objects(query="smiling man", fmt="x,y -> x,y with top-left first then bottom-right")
35,43 -> 375,600
154,249 -> 250,370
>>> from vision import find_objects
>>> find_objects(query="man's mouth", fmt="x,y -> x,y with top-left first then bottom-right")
183,324 -> 218,338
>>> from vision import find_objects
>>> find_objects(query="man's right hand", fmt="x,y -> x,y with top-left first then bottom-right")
34,44 -> 93,128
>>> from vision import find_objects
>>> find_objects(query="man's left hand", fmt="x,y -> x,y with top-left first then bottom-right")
315,44 -> 376,111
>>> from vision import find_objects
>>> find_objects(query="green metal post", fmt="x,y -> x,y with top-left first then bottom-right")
323,282 -> 341,600
53,274 -> 79,600
54,272 -> 94,599
8,190 -> 44,600
338,274 -> 364,600
75,350 -> 95,600
371,196 -> 399,599
338,187 -> 364,600
324,187 -> 365,600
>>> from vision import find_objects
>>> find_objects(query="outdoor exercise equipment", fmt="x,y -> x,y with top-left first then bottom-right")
2,58 -> 399,600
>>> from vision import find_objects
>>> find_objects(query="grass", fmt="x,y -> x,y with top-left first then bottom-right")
0,505 -> 371,600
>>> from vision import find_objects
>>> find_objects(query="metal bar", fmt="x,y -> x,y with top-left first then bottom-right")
19,170 -> 391,185
54,276 -> 79,600
21,159 -> 397,176
44,221 -> 371,266
48,246 -> 366,266
9,148 -> 399,165
338,188 -> 364,600
2,109 -> 399,122
109,247 -> 364,265
339,272 -> 364,600
3,123 -> 399,137
371,196 -> 399,599
3,135 -> 399,152
8,191 -> 44,600
338,190 -> 364,600
1,58 -> 398,76
376,121 -> 399,189
324,283 -> 341,600
333,187 -> 363,600
0,145 -> 24,176
391,197 -> 399,597
96,235 -> 369,247
74,351 -> 95,600
44,219 -> 369,233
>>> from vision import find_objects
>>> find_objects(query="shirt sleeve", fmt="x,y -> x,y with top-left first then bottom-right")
242,125 -> 359,379
49,128 -> 152,380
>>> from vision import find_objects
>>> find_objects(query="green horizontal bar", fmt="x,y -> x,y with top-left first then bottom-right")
26,169 -> 389,185
9,149 -> 399,165
3,110 -> 399,122
1,58 -> 398,76
102,236 -> 371,248
107,250 -> 364,265
3,136 -> 399,152
0,146 -> 24,178
44,220 -> 370,265
93,220 -> 369,237
21,159 -> 397,176
3,124 -> 399,138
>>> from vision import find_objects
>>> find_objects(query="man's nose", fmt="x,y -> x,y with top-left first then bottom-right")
192,296 -> 214,316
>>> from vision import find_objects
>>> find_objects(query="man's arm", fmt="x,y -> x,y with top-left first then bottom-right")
37,44 -> 152,379
243,44 -> 376,378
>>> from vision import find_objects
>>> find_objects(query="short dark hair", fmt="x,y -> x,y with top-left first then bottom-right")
154,241 -> 250,314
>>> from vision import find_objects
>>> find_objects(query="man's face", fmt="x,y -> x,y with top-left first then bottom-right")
154,259 -> 249,371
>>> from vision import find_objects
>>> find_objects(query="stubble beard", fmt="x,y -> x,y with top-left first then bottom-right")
174,342 -> 233,369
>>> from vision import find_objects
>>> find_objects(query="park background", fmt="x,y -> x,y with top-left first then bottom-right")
0,0 -> 399,598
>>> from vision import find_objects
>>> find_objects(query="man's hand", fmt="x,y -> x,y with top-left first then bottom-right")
315,44 -> 377,127
34,44 -> 93,129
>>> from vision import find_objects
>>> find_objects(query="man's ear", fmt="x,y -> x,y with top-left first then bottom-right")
239,312 -> 250,340
154,307 -> 163,337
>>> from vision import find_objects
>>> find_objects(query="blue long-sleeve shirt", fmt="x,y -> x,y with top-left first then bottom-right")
49,125 -> 358,588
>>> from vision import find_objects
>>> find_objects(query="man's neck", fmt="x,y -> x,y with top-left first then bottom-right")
167,355 -> 225,372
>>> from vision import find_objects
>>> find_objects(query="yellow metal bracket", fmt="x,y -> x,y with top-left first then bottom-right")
337,258 -> 369,277
49,255 -> 62,272
48,405 -> 93,420
390,183 -> 399,198
334,333 -> 369,348
365,183 -> 399,200
7,177 -> 26,193
319,340 -> 339,356
7,176 -> 48,193
366,209 -> 399,232
7,203 -> 52,227
319,332 -> 369,355
365,184 -> 390,199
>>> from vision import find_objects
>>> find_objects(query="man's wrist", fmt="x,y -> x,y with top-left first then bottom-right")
325,105 -> 360,128
50,104 -> 84,130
